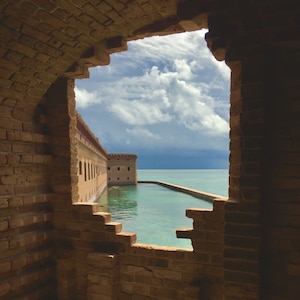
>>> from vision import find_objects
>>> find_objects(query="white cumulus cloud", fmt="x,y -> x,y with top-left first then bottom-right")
126,127 -> 161,140
108,99 -> 172,126
75,30 -> 230,154
74,87 -> 99,108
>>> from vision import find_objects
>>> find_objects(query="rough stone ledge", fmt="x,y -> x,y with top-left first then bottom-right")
138,180 -> 227,202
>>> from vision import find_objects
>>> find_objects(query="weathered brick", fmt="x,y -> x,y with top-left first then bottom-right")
0,176 -> 16,185
0,198 -> 8,208
150,286 -> 181,299
0,219 -> 9,231
12,143 -> 34,153
9,216 -> 24,228
0,282 -> 11,297
7,40 -> 36,58
0,240 -> 9,251
0,129 -> 6,140
4,50 -> 23,63
0,185 -> 12,196
0,119 -> 22,130
0,154 -> 7,164
14,184 -> 36,195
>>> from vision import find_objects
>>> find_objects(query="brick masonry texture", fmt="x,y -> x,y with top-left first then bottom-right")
1,0 -> 300,299
76,112 -> 108,203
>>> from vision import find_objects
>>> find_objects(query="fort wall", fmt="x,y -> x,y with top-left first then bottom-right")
75,115 -> 137,203
107,154 -> 137,186
76,114 -> 107,203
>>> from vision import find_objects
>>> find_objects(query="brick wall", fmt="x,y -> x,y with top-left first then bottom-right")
0,81 -> 58,299
260,45 -> 300,300
76,114 -> 107,203
211,2 -> 300,298
107,154 -> 137,186
1,1 -> 300,299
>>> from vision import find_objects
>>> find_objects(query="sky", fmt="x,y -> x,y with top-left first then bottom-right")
75,29 -> 231,169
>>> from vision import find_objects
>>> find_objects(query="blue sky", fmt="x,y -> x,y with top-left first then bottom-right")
75,30 -> 230,169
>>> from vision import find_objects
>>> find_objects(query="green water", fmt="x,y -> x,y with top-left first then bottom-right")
97,169 -> 227,248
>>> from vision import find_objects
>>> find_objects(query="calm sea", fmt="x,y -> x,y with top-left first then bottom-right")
97,169 -> 228,248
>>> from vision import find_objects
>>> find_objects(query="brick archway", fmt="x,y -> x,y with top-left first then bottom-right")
1,1 -> 300,299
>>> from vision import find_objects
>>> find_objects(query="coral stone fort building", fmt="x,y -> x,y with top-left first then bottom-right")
76,113 -> 137,203
1,1 -> 300,300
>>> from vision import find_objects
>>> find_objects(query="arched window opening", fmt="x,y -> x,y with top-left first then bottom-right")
75,29 -> 230,248
79,161 -> 82,175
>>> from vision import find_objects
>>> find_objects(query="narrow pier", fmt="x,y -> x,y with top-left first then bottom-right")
138,180 -> 227,202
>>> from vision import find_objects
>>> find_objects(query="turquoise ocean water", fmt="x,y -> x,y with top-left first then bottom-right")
97,169 -> 228,249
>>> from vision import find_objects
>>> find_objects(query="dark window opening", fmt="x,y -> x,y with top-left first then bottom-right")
79,161 -> 82,175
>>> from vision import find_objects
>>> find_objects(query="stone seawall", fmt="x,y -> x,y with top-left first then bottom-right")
138,181 -> 227,202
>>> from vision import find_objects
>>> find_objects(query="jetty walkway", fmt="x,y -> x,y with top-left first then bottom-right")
138,180 -> 227,202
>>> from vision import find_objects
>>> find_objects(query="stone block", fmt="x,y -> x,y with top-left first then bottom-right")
115,232 -> 137,245
106,222 -> 123,233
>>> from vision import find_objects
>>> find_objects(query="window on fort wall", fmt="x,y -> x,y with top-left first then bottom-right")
84,162 -> 86,181
79,161 -> 82,175
75,29 -> 230,248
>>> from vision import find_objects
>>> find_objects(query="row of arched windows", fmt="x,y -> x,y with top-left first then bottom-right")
79,160 -> 101,181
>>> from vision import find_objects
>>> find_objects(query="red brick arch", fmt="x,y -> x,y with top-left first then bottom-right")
1,1 -> 300,299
